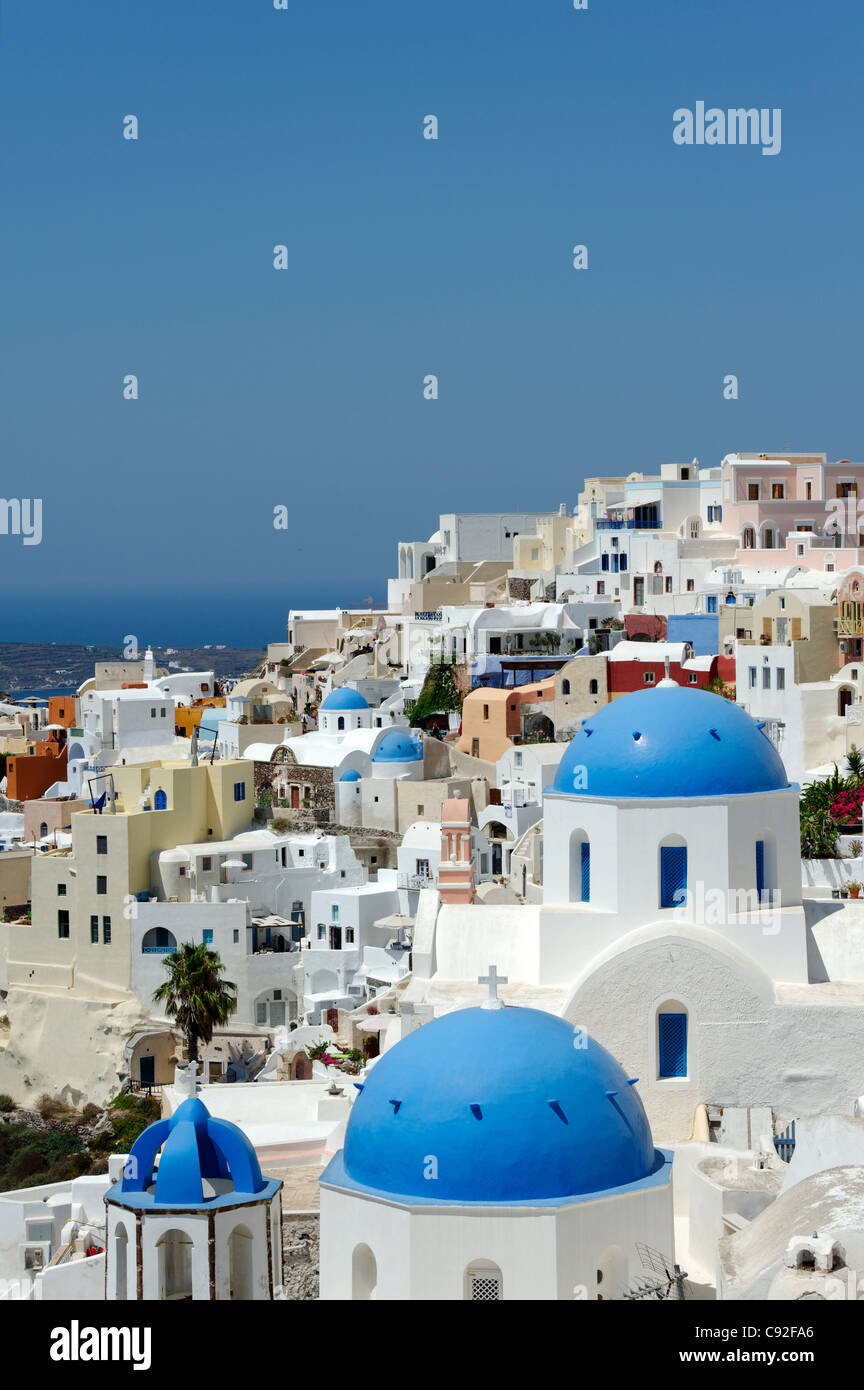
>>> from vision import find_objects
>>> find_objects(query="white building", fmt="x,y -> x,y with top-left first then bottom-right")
319,1000 -> 674,1299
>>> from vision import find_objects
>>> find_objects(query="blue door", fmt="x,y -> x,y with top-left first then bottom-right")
658,1013 -> 687,1077
660,845 -> 687,908
154,789 -> 167,810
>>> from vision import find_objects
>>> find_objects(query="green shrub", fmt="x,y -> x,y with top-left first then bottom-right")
0,1095 -> 16,1114
81,1103 -> 100,1125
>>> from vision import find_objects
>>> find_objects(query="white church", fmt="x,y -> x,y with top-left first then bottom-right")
406,679 -> 864,1145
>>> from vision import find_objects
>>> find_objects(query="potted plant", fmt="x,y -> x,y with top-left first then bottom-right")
848,880 -> 862,900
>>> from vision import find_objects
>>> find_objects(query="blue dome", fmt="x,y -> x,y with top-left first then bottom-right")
321,688 -> 368,711
337,1007 -> 658,1203
340,768 -> 362,782
372,728 -> 423,762
552,685 -> 789,799
114,1097 -> 271,1208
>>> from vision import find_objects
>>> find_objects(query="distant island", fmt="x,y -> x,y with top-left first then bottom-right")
0,642 -> 266,693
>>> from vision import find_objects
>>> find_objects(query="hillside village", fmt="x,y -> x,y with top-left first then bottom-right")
3,451 -> 864,1302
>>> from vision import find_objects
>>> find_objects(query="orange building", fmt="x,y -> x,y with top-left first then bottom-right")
174,699 -> 226,738
48,696 -> 76,728
6,738 -> 68,801
456,679 -> 555,763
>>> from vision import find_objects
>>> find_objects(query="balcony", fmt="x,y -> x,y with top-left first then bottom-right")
595,517 -> 662,531
397,872 -> 435,890
837,617 -> 863,636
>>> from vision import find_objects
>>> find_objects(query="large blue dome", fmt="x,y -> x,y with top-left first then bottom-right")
335,1007 -> 659,1203
552,685 -> 789,798
112,1097 -> 275,1209
372,728 -> 423,762
321,687 -> 369,711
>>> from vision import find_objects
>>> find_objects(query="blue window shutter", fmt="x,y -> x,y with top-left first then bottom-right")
601,553 -> 609,571
658,1013 -> 687,1077
756,840 -> 765,900
620,554 -> 627,571
660,845 -> 687,908
580,841 -> 590,903
154,789 -> 167,810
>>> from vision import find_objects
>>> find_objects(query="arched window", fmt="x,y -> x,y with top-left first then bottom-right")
39,822 -> 48,839
761,522 -> 778,550
157,1228 -> 193,1300
561,679 -> 571,696
653,561 -> 663,575
228,1224 -> 254,1300
154,789 -> 167,810
659,836 -> 687,909
465,1259 -> 503,1300
656,1001 -> 688,1079
114,1222 -> 128,1300
337,716 -> 345,731
569,829 -> 590,903
352,1243 -> 377,1300
589,679 -> 598,695
742,526 -> 755,549
142,927 -> 177,955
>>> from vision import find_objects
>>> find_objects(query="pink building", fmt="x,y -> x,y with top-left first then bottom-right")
437,798 -> 476,906
722,452 -> 864,571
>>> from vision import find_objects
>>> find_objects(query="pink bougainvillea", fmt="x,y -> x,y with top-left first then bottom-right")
830,787 -> 864,826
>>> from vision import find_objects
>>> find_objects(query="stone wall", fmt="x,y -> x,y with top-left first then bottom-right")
281,1213 -> 319,1300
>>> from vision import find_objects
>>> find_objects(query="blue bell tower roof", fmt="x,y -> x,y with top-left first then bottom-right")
107,1096 -> 281,1211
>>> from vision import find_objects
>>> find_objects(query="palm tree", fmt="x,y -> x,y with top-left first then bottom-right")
153,942 -> 237,1064
847,744 -> 864,783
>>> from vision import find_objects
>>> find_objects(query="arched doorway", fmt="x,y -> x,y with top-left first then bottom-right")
114,1223 -> 129,1300
228,1224 -> 254,1300
839,686 -> 855,717
157,1228 -> 193,1300
352,1244 -> 377,1300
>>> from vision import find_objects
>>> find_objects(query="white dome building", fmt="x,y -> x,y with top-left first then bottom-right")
319,1000 -> 674,1300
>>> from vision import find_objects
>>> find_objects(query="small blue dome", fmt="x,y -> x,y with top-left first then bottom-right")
372,729 -> 423,762
552,685 -> 789,798
338,1007 -> 658,1203
321,688 -> 368,711
340,768 -> 362,782
115,1097 -> 268,1208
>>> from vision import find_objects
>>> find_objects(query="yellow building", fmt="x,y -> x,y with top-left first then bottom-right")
7,758 -> 254,1002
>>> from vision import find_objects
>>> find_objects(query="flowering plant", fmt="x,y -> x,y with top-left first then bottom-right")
829,787 -> 864,826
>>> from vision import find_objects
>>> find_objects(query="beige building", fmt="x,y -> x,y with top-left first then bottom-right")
7,758 -> 254,1002
741,590 -> 838,683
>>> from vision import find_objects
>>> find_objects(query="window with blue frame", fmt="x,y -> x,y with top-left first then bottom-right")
153,789 -> 167,810
706,595 -> 718,614
658,1012 -> 687,1077
234,782 -> 246,802
203,929 -> 213,944
601,553 -> 609,571
756,840 -> 765,901
620,553 -> 627,571
659,844 -> 687,908
580,841 -> 590,903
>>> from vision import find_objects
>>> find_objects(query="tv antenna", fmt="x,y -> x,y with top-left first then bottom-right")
623,1243 -> 692,1301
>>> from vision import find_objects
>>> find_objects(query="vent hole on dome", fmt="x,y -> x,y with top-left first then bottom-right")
709,728 -> 721,740
470,1104 -> 483,1120
583,727 -> 593,737
389,1098 -> 402,1113
548,1099 -> 568,1124
632,731 -> 642,742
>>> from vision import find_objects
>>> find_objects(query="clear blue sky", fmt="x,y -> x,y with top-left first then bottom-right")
2,0 -> 862,646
